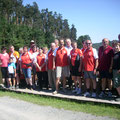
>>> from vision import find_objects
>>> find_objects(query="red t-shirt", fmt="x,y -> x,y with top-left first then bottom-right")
81,48 -> 86,53
47,50 -> 54,70
21,52 -> 33,69
70,48 -> 83,66
98,45 -> 114,71
36,54 -> 46,72
83,47 -> 98,71
55,47 -> 68,67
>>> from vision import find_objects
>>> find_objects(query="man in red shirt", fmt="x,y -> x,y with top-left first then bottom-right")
53,39 -> 69,94
82,40 -> 98,98
70,42 -> 83,95
98,38 -> 114,98
46,43 -> 56,91
81,40 -> 87,53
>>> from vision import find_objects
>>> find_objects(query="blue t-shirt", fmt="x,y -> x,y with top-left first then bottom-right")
8,62 -> 16,74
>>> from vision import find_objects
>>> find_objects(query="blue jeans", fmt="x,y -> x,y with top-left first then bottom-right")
22,68 -> 31,79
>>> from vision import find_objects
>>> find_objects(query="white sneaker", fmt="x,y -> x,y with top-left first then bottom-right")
84,92 -> 90,97
72,87 -> 78,93
76,88 -> 81,95
91,92 -> 97,98
52,90 -> 58,95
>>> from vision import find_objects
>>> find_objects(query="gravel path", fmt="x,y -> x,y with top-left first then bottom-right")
0,96 -> 117,120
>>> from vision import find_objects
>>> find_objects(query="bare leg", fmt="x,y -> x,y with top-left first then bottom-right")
86,78 -> 90,89
116,86 -> 120,95
62,76 -> 66,89
101,78 -> 106,90
56,77 -> 60,91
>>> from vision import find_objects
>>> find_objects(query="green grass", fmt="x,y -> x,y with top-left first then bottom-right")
0,90 -> 120,119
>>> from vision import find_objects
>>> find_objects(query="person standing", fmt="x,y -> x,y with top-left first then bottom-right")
53,39 -> 70,94
35,47 -> 46,90
112,41 -> 120,101
9,45 -> 19,87
20,46 -> 33,90
0,47 -> 9,87
7,57 -> 16,89
70,42 -> 83,95
83,40 -> 98,98
98,38 -> 114,98
65,38 -> 73,89
46,43 -> 56,91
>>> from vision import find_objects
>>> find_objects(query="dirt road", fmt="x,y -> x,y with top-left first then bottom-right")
0,96 -> 117,120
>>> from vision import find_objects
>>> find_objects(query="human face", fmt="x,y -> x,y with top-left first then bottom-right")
82,41 -> 87,49
86,40 -> 92,49
51,43 -> 56,51
114,44 -> 120,52
10,46 -> 14,52
9,58 -> 13,63
39,48 -> 43,54
33,46 -> 37,52
60,40 -> 64,47
2,49 -> 6,54
43,48 -> 48,54
72,43 -> 77,49
23,47 -> 28,53
66,39 -> 71,47
54,40 -> 59,47
102,38 -> 109,48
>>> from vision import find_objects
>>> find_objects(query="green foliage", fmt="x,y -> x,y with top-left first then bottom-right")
77,35 -> 91,48
0,0 -> 77,49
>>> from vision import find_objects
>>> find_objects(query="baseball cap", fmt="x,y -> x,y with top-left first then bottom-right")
30,40 -> 35,43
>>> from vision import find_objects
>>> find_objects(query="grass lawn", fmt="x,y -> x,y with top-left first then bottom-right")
0,90 -> 120,119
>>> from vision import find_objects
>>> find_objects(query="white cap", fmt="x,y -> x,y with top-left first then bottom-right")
31,40 -> 35,43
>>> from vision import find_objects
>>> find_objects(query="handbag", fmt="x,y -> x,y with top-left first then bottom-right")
75,54 -> 80,67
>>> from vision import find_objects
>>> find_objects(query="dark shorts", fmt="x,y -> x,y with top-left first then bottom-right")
1,67 -> 8,78
113,70 -> 120,88
99,70 -> 113,79
8,73 -> 15,79
84,71 -> 96,79
71,66 -> 82,76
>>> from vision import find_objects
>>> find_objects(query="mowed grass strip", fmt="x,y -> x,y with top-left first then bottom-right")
0,90 -> 119,119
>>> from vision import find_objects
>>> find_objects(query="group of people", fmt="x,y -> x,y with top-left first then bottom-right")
0,35 -> 120,101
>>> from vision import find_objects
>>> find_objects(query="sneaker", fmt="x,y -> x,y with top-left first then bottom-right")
108,92 -> 112,98
115,96 -> 120,102
30,85 -> 33,90
91,92 -> 97,98
52,90 -> 58,95
76,88 -> 81,95
84,92 -> 91,97
16,85 -> 19,89
32,84 -> 36,90
63,88 -> 67,93
72,87 -> 78,93
9,86 -> 12,89
99,91 -> 105,98
12,86 -> 15,89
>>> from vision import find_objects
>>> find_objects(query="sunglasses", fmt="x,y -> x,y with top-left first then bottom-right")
86,43 -> 91,45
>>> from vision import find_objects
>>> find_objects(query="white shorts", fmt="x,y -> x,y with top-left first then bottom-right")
56,66 -> 70,78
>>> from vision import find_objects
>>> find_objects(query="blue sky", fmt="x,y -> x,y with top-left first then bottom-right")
23,0 -> 120,43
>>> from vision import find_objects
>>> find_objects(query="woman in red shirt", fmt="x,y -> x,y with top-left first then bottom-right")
20,46 -> 33,90
35,47 -> 46,90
